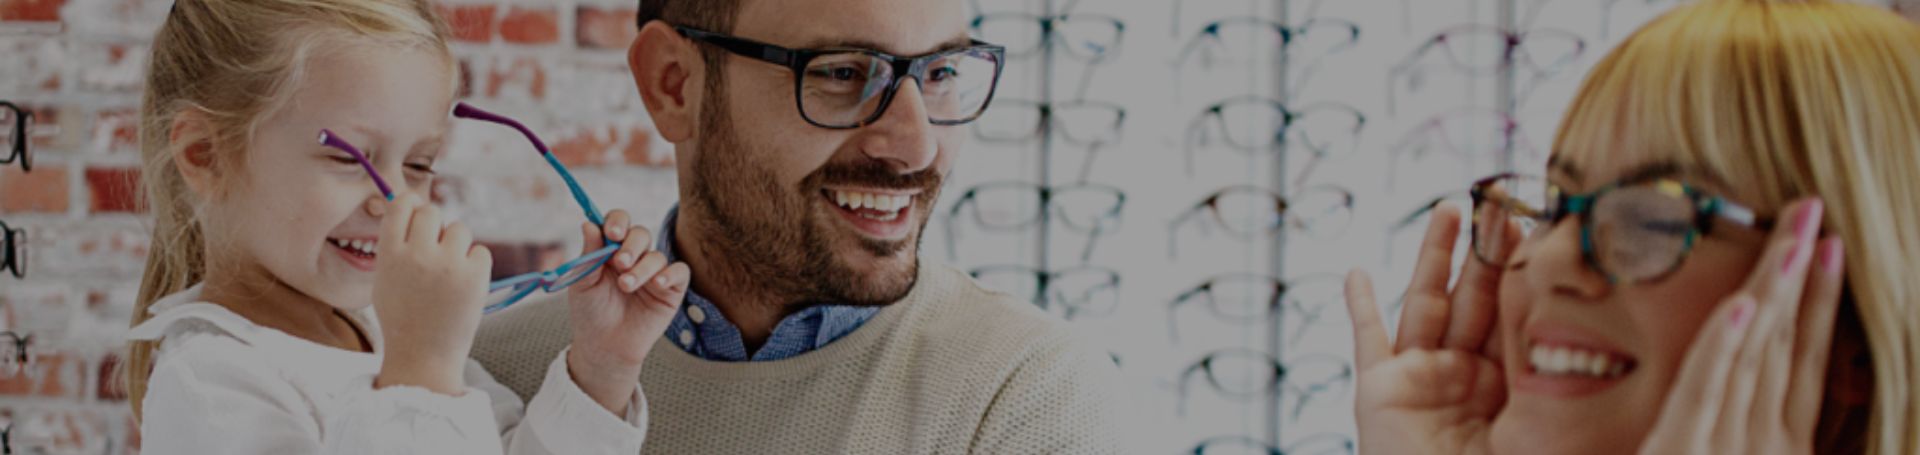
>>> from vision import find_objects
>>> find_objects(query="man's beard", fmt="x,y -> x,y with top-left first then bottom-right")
686,95 -> 943,308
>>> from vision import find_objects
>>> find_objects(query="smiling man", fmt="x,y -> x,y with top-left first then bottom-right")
469,0 -> 1127,452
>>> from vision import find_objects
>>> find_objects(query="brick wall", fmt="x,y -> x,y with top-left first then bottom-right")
0,0 -> 678,452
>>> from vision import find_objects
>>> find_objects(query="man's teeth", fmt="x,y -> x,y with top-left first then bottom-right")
830,190 -> 912,215
1529,344 -> 1633,379
329,238 -> 377,256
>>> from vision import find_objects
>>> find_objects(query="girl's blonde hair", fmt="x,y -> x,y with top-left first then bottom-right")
129,0 -> 454,422
1555,1 -> 1920,453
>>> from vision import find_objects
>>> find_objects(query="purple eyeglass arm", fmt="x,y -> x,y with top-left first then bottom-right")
317,129 -> 396,200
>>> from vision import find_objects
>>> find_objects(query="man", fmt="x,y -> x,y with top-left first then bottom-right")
470,0 -> 1127,452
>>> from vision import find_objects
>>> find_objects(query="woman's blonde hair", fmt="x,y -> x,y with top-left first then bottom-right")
128,0 -> 454,422
1555,1 -> 1920,453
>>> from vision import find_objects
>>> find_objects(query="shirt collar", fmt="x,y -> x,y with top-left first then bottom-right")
657,206 -> 880,362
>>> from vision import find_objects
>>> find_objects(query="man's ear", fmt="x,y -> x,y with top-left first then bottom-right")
168,109 -> 222,200
630,21 -> 703,144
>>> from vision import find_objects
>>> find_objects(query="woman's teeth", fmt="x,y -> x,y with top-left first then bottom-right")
830,189 -> 911,221
328,238 -> 377,257
1529,343 -> 1634,379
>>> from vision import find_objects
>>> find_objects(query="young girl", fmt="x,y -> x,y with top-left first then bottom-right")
122,1 -> 689,454
1343,1 -> 1917,454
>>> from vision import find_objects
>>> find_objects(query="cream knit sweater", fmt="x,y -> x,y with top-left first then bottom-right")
471,262 -> 1129,454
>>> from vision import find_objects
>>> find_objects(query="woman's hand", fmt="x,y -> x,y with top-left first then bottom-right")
564,209 -> 689,415
370,193 -> 494,396
1637,199 -> 1846,455
1345,203 -> 1514,455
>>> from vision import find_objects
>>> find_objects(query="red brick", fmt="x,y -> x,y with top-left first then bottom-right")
0,164 -> 67,213
549,125 -> 618,167
0,351 -> 78,398
91,108 -> 140,154
438,3 -> 497,43
619,126 -> 670,167
499,6 -> 559,45
0,0 -> 64,22
96,352 -> 124,401
576,6 -> 638,50
84,167 -> 142,213
484,57 -> 547,100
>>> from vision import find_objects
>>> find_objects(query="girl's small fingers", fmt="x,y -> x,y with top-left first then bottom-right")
1344,269 -> 1391,371
582,222 -> 606,254
1787,237 -> 1846,437
640,263 -> 692,310
603,210 -> 631,242
379,193 -> 421,249
626,251 -> 670,291
614,235 -> 651,269
407,204 -> 443,247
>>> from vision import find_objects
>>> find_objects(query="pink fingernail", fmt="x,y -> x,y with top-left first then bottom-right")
1728,297 -> 1755,331
1820,238 -> 1845,277
654,276 -> 669,287
620,276 -> 638,290
1795,199 -> 1824,237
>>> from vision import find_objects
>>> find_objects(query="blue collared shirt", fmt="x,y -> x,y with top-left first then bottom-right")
656,206 -> 880,362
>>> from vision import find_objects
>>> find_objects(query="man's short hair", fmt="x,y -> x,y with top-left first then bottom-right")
637,0 -> 741,32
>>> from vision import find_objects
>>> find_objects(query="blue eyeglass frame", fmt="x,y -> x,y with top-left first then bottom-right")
317,102 -> 619,314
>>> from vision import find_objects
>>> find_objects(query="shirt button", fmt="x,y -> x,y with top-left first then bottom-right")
677,329 -> 694,347
688,306 -> 707,324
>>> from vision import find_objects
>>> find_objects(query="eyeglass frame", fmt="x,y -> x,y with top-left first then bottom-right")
0,101 -> 32,173
1183,97 -> 1366,178
943,181 -> 1126,262
1168,185 -> 1356,259
1469,172 -> 1774,284
972,98 -> 1127,145
1187,432 -> 1356,455
1166,272 -> 1345,346
1173,349 -> 1354,419
0,331 -> 34,377
672,25 -> 1008,130
317,102 -> 620,314
0,220 -> 21,280
1173,17 -> 1362,68
968,13 -> 1125,62
968,264 -> 1121,320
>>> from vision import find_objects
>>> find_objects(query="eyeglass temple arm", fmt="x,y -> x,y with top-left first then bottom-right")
452,103 -> 607,226
317,130 -> 395,201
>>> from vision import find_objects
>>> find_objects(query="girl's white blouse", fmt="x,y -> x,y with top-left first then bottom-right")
127,285 -> 647,455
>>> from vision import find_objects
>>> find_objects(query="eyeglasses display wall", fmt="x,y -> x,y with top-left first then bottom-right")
931,0 -> 1710,451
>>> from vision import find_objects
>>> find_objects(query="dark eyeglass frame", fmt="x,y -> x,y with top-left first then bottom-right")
1184,97 -> 1366,178
944,181 -> 1126,262
0,220 -> 20,279
1174,349 -> 1354,419
1187,432 -> 1355,455
969,13 -> 1125,62
1470,172 -> 1773,284
1167,273 -> 1345,346
1168,185 -> 1356,259
972,99 -> 1127,145
1394,24 -> 1588,76
1173,17 -> 1362,68
673,25 -> 1008,130
0,331 -> 34,376
0,101 -> 32,173
969,264 -> 1121,320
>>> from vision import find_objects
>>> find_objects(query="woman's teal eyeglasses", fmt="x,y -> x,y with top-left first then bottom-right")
318,102 -> 620,314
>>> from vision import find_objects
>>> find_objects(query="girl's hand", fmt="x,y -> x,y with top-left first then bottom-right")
1345,203 -> 1513,455
1637,199 -> 1846,455
564,209 -> 689,415
370,193 -> 494,396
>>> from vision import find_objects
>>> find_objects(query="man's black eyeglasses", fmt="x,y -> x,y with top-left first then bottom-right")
674,26 -> 1008,129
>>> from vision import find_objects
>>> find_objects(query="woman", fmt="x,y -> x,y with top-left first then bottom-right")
1344,1 -> 1918,454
